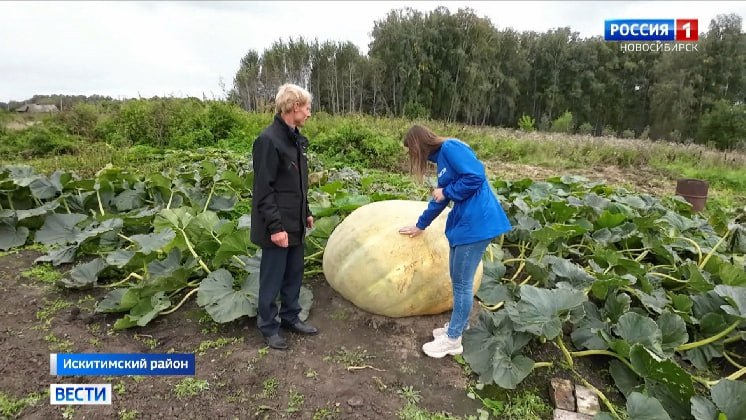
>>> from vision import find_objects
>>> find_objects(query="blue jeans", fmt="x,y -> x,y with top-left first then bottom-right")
446,238 -> 492,339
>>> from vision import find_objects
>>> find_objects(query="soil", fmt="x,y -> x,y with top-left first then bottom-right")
485,161 -> 674,198
2,250 -> 488,420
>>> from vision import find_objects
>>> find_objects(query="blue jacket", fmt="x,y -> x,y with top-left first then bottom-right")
416,139 -> 512,246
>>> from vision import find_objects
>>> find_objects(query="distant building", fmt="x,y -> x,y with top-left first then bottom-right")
15,104 -> 59,113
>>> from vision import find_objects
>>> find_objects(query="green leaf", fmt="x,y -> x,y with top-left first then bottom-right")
629,344 -> 694,410
0,225 -> 29,250
29,176 -> 61,200
711,379 -> 746,420
96,289 -> 130,313
604,292 -> 632,323
718,262 -> 746,286
197,269 -> 258,323
213,230 -> 253,266
106,250 -> 136,268
636,288 -> 670,315
332,193 -> 371,212
482,258 -> 507,282
714,285 -> 746,318
545,256 -> 596,287
114,291 -> 171,330
596,209 -> 627,229
691,396 -> 718,420
113,189 -> 146,212
571,302 -> 609,350
613,313 -> 664,357
625,392 -> 671,420
299,285 -> 313,322
609,359 -> 644,397
34,245 -> 77,266
656,312 -> 688,355
34,213 -> 88,246
477,282 -> 511,307
505,285 -> 586,339
129,229 -> 177,255
62,258 -> 108,289
462,312 -> 535,389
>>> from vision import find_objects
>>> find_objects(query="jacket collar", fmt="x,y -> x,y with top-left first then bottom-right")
273,113 -> 308,148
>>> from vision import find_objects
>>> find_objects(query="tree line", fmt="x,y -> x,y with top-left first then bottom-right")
227,7 -> 746,149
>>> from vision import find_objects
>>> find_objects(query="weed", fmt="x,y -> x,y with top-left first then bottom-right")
61,406 -> 75,419
397,385 -> 422,405
195,337 -> 243,355
499,391 -> 552,420
305,368 -> 318,380
312,406 -> 341,420
35,298 -> 72,328
173,378 -> 210,399
134,334 -> 159,350
44,332 -> 73,352
226,389 -> 249,404
114,381 -> 126,395
287,388 -> 305,414
330,308 -> 349,321
261,377 -> 278,399
0,391 -> 44,418
323,346 -> 373,367
21,263 -> 63,284
119,408 -> 139,420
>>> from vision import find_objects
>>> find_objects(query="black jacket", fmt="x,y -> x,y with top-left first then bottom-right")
250,114 -> 312,248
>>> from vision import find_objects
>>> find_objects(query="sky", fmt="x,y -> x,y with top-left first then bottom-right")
1,1 -> 744,102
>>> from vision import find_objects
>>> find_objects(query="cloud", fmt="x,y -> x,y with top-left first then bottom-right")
1,1 -> 744,101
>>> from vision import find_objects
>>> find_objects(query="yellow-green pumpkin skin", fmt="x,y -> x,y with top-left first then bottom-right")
322,200 -> 483,318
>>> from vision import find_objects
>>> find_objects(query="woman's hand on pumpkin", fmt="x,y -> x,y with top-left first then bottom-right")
398,225 -> 423,238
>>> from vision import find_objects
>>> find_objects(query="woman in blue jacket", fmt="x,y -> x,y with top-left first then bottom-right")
399,125 -> 512,358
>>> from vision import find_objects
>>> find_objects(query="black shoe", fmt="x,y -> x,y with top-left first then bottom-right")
281,320 -> 319,335
265,334 -> 288,350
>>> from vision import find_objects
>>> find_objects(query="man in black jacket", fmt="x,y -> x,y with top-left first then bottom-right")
251,83 -> 319,350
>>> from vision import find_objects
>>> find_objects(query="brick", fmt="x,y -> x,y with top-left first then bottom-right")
549,378 -> 576,411
553,409 -> 594,420
575,385 -> 601,416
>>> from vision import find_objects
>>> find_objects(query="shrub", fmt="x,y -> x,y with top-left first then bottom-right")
518,115 -> 536,132
550,111 -> 573,133
622,129 -> 635,139
578,122 -> 593,135
309,122 -> 403,170
697,100 -> 746,151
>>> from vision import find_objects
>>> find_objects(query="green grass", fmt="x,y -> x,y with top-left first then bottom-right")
21,263 -> 64,284
0,391 -> 44,418
3,111 -> 745,205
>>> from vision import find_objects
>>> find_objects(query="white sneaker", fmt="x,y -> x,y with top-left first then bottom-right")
433,323 -> 469,338
422,334 -> 463,358
432,322 -> 449,338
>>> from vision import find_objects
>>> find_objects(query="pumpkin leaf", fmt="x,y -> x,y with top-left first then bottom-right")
505,285 -> 587,339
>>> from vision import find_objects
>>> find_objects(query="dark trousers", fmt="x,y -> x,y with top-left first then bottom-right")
257,244 -> 304,337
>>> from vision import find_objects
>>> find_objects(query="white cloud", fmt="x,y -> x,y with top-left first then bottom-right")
1,1 -> 744,101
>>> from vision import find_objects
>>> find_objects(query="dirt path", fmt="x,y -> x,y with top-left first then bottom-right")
1,251 -> 483,419
485,161 -> 675,198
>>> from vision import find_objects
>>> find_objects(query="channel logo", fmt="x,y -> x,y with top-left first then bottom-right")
50,384 -> 112,405
605,19 -> 698,41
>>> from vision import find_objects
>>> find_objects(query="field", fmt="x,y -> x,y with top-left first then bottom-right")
1,111 -> 745,420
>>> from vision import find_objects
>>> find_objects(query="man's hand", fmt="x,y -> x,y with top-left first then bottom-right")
270,231 -> 289,248
306,216 -> 314,229
432,188 -> 445,202
398,226 -> 423,238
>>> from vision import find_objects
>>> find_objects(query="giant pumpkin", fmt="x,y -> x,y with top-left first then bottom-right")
322,200 -> 483,318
